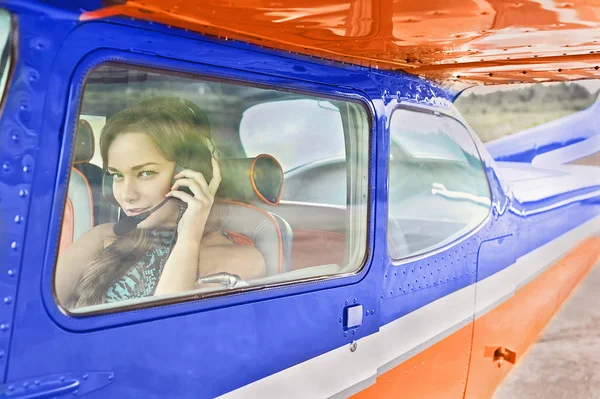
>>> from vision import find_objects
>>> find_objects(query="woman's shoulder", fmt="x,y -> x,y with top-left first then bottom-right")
73,223 -> 115,249
90,223 -> 115,238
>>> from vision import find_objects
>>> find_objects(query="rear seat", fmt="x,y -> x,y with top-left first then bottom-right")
73,120 -> 118,226
59,120 -> 118,253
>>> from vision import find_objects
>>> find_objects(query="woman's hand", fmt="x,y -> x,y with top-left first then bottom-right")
166,157 -> 221,243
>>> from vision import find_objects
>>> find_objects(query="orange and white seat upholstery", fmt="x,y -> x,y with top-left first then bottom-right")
59,120 -> 96,252
215,154 -> 292,276
60,120 -> 120,253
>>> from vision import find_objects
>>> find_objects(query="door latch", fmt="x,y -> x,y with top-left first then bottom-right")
484,346 -> 517,368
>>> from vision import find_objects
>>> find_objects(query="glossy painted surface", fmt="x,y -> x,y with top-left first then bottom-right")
466,237 -> 600,399
486,95 -> 600,163
0,1 -> 598,398
352,237 -> 600,399
80,0 -> 600,84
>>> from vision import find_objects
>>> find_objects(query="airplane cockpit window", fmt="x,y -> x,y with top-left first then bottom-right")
54,63 -> 369,314
387,109 -> 490,260
0,9 -> 12,103
240,100 -> 348,206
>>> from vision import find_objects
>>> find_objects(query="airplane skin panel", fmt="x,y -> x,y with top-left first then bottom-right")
75,0 -> 600,84
466,237 -> 600,399
0,2 -> 598,398
486,96 -> 600,163
216,224 -> 600,399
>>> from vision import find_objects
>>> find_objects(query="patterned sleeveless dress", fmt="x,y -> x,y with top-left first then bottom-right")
105,227 -> 177,303
104,228 -> 251,303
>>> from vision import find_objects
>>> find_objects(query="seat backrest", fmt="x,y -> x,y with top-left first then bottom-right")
59,168 -> 94,253
60,120 -> 114,254
213,155 -> 292,275
387,216 -> 411,260
73,120 -> 118,226
212,200 -> 284,276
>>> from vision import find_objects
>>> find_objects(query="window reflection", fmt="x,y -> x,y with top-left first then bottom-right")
387,109 -> 490,259
55,64 -> 369,313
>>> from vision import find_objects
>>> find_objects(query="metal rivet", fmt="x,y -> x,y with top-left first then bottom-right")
0,350 -> 5,358
10,241 -> 18,250
23,381 -> 29,387
23,165 -> 30,173
83,374 -> 88,380
353,298 -> 357,303
8,385 -> 14,391
19,189 -> 29,198
14,215 -> 23,223
11,132 -> 19,142
350,341 -> 357,352
8,269 -> 16,277
1,323 -> 10,331
72,390 -> 78,396
108,374 -> 114,381
4,297 -> 12,304
370,310 -> 375,315
19,103 -> 28,111
34,380 -> 40,385
2,162 -> 11,172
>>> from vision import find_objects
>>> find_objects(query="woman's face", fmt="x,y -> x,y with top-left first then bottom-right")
107,132 -> 180,229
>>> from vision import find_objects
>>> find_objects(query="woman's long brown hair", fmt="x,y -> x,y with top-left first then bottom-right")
68,97 -> 214,309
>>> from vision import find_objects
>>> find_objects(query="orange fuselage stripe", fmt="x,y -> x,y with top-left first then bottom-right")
351,237 -> 600,399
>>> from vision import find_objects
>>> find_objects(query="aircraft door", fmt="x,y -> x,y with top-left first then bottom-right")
352,107 -> 490,397
0,18 -> 380,399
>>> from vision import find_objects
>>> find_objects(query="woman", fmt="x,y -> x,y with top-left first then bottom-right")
56,97 -> 266,310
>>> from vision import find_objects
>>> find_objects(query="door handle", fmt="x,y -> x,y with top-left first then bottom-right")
2,372 -> 114,398
484,345 -> 517,368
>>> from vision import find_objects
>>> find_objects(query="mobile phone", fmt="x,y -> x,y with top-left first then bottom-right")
172,164 -> 194,196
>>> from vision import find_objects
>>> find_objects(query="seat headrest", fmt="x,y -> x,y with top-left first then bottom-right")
73,120 -> 95,164
217,154 -> 283,206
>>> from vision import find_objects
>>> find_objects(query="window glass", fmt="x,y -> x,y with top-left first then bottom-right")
240,100 -> 346,172
240,100 -> 350,207
0,10 -> 12,101
55,63 -> 369,314
454,80 -> 600,143
387,109 -> 490,260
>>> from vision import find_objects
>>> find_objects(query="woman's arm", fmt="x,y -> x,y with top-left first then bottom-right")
153,237 -> 201,295
197,232 -> 266,280
154,158 -> 222,296
55,223 -> 112,306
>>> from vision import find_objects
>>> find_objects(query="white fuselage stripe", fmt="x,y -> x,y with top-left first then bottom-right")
217,215 -> 600,399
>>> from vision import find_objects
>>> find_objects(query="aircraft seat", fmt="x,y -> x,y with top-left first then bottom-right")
387,216 -> 411,259
214,155 -> 292,276
59,120 -> 117,254
73,120 -> 118,226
